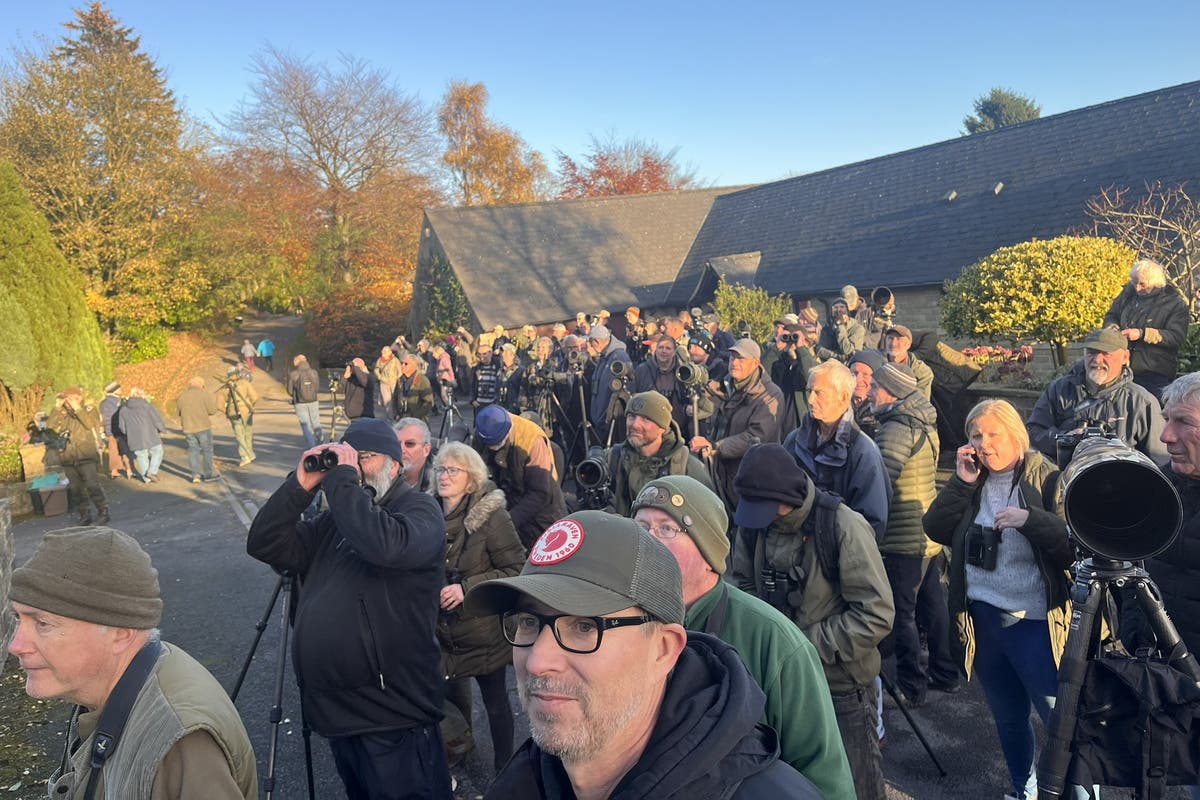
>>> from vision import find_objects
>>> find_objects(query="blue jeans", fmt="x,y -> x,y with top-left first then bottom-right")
294,401 -> 322,447
184,429 -> 215,478
133,444 -> 164,479
970,601 -> 1090,800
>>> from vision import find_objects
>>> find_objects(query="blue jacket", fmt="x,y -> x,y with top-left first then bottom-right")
591,337 -> 632,428
783,410 -> 892,541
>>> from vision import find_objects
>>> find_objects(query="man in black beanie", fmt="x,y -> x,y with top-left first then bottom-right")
248,417 -> 451,798
730,443 -> 894,800
8,526 -> 257,798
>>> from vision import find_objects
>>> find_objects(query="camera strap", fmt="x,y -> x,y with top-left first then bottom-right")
80,638 -> 162,800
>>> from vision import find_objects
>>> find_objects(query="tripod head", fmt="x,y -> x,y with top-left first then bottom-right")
1059,435 -> 1182,562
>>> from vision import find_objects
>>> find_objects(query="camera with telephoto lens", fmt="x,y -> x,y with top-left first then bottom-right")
676,362 -> 709,387
303,449 -> 341,472
965,523 -> 1002,570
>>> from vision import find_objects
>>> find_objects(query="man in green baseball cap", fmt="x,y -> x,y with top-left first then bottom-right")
631,475 -> 855,800
588,390 -> 713,515
465,510 -> 820,799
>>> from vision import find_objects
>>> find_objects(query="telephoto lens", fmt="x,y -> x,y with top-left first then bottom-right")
303,449 -> 341,472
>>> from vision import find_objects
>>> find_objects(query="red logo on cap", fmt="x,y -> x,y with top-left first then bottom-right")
529,519 -> 585,565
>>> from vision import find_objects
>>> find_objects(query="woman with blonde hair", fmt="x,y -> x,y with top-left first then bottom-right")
923,398 -> 1079,800
434,442 -> 525,772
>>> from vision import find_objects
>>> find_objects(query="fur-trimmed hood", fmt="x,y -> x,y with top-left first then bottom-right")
465,484 -> 507,533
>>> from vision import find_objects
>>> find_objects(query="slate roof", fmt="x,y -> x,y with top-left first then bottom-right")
421,187 -> 737,329
666,80 -> 1200,305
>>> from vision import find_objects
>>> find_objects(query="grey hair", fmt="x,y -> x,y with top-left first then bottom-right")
393,417 -> 431,444
1161,372 -> 1200,409
1131,258 -> 1168,289
808,359 -> 855,399
433,442 -> 489,495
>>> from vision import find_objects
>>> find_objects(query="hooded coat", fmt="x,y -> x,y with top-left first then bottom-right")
438,485 -> 526,679
485,632 -> 820,799
610,420 -> 715,515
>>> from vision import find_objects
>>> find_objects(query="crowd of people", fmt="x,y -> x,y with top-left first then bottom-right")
12,257 -> 1200,799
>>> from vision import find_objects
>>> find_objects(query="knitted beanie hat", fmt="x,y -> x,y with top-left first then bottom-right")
632,476 -> 730,574
873,362 -> 918,399
10,527 -> 162,629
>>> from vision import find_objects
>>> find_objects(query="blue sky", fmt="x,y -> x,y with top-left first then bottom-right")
6,1 -> 1199,187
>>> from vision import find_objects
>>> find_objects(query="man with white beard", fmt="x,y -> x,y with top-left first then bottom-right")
248,416 -> 450,798
1027,327 -> 1166,463
464,511 -> 821,799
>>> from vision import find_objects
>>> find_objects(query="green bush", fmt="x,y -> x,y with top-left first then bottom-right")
0,432 -> 23,483
252,283 -> 293,314
1178,324 -> 1200,375
711,278 -> 793,344
113,325 -> 170,364
942,236 -> 1134,366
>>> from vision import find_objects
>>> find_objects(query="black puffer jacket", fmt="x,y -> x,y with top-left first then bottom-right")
485,632 -> 821,799
1103,284 -> 1190,379
247,467 -> 446,736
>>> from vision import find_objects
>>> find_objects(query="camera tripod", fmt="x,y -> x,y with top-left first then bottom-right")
564,375 -> 602,473
1038,558 -> 1200,800
230,572 -> 315,800
436,393 -> 464,443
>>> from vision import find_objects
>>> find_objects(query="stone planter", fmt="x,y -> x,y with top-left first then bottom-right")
963,384 -> 1041,419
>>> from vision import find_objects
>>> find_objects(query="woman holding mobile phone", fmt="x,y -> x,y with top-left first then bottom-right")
923,398 -> 1079,800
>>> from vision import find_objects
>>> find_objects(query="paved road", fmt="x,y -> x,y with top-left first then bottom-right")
7,314 -> 1174,799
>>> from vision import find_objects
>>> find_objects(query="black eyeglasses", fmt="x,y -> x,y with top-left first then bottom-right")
501,610 -> 654,654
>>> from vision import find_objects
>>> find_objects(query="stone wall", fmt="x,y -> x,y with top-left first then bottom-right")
1,498 -> 12,674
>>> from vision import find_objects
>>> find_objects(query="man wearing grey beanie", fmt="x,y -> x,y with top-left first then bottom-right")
7,526 -> 257,799
631,476 -> 855,800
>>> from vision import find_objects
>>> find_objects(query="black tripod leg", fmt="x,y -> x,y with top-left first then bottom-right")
230,575 -> 284,702
1133,577 -> 1200,682
879,672 -> 947,777
1038,568 -> 1106,800
301,707 -> 316,800
264,575 -> 295,800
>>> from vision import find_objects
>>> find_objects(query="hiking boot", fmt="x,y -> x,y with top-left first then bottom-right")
96,508 -> 110,525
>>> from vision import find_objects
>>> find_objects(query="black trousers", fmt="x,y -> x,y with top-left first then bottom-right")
62,459 -> 106,516
446,668 -> 515,772
327,724 -> 453,800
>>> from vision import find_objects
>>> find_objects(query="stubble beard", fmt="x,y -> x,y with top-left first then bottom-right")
519,674 -> 643,765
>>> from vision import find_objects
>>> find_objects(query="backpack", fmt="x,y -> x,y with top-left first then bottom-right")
293,367 -> 320,403
755,485 -> 844,613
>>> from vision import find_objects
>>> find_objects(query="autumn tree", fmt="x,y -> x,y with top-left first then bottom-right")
962,87 -> 1041,134
438,81 -> 547,206
0,2 -> 200,330
224,47 -> 440,283
1085,181 -> 1200,313
942,236 -> 1133,366
557,134 -> 699,199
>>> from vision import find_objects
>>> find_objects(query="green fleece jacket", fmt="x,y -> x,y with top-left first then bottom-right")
686,581 -> 856,800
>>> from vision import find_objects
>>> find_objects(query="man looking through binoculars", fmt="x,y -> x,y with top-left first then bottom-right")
247,416 -> 451,798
